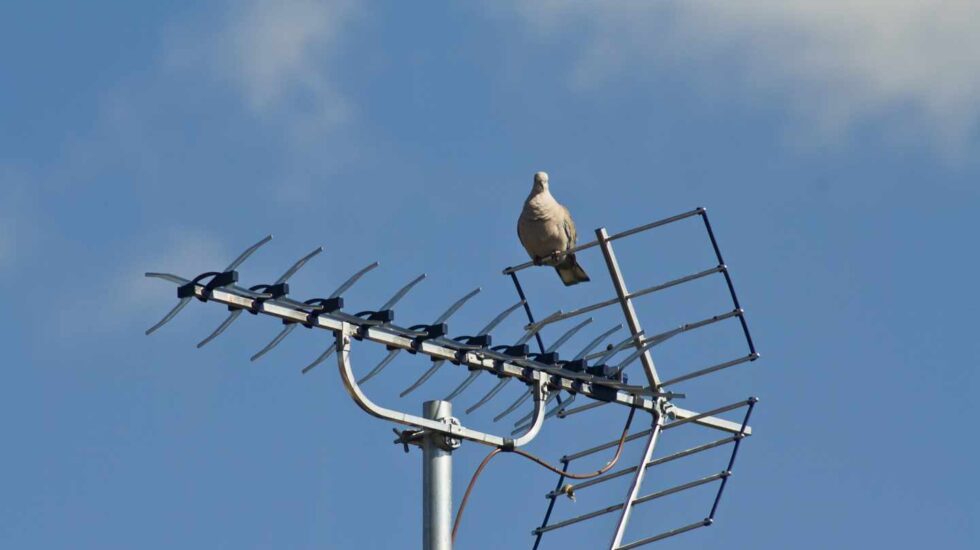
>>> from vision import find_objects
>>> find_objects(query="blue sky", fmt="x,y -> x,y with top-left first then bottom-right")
2,1 -> 978,548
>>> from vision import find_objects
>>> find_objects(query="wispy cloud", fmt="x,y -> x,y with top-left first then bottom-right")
512,1 -> 980,155
167,0 -> 359,144
125,229 -> 228,313
41,227 -> 231,346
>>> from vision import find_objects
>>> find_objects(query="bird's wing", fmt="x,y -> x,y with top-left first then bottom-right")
517,209 -> 530,252
560,204 -> 578,247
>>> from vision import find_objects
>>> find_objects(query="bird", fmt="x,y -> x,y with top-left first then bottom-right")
518,171 -> 590,286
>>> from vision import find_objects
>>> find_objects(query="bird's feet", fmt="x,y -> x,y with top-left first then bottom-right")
532,255 -> 544,266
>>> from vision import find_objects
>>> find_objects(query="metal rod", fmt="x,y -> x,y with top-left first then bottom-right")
585,334 -> 642,364
639,309 -> 741,348
557,400 -> 608,420
356,348 -> 397,383
250,324 -> 296,362
461,313 -> 560,413
314,273 -> 425,376
398,288 -> 481,396
545,317 -> 593,353
330,261 -> 379,299
444,371 -> 480,402
547,435 -> 738,498
659,353 -> 759,387
664,400 -> 752,432
527,266 -> 724,331
532,458 -> 570,550
505,209 -> 703,275
478,300 -> 525,336
509,272 -> 547,355
532,471 -> 725,537
465,378 -> 511,414
225,234 -> 273,271
422,400 -> 454,550
709,398 -> 757,520
145,297 -> 190,335
197,309 -> 243,348
564,427 -> 654,462
493,389 -> 531,422
545,393 -> 575,419
443,301 -> 525,401
612,340 -> 659,376
435,288 -> 482,324
616,519 -> 712,550
274,246 -> 323,284
143,235 -> 270,336
699,210 -> 757,355
491,317 -> 597,422
596,228 -> 661,388
633,471 -> 728,507
401,361 -> 445,397
302,342 -> 338,374
573,324 -> 623,360
609,416 -> 663,549
532,501 -> 623,535
512,392 -> 559,431
381,273 -> 427,310
299,262 -> 386,374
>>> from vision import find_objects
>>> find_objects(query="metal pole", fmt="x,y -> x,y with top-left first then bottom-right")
593,227 -> 671,548
609,415 -> 663,549
595,227 -> 661,388
422,400 -> 455,550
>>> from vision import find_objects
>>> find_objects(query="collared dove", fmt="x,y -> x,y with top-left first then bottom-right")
518,171 -> 590,286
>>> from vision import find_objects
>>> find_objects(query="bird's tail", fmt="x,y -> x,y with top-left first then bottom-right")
555,254 -> 590,286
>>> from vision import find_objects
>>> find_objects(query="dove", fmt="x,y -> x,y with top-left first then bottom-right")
518,171 -> 590,286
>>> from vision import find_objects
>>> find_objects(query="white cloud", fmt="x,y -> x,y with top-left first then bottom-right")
119,228 -> 229,318
512,0 -> 980,154
167,0 -> 358,143
51,228 -> 229,337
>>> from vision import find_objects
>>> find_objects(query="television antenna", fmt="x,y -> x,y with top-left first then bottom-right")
145,207 -> 759,549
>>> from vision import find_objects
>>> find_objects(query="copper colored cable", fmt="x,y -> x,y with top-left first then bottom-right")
452,406 -> 638,542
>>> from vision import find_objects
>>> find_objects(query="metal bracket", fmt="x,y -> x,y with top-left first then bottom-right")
336,329 -> 549,449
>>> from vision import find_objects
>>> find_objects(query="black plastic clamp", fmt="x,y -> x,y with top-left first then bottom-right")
455,334 -> 492,349
530,351 -> 560,365
562,358 -> 588,373
354,309 -> 395,325
492,343 -> 529,358
245,282 -> 291,314
302,297 -> 344,327
585,364 -> 618,380
178,270 -> 239,301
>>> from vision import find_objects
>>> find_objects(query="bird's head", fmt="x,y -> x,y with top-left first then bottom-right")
532,171 -> 549,193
